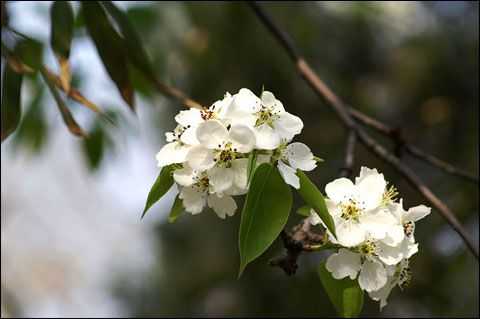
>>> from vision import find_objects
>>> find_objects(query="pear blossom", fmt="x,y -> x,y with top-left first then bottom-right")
223,89 -> 304,150
323,167 -> 401,247
156,125 -> 193,167
276,142 -> 317,189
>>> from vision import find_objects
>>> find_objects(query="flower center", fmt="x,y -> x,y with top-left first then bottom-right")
255,106 -> 279,127
381,184 -> 398,206
340,199 -> 362,221
359,240 -> 377,257
213,142 -> 238,168
200,110 -> 216,120
193,175 -> 210,192
403,221 -> 415,237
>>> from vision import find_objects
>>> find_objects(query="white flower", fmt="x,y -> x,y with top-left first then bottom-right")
156,125 -> 192,167
326,247 -> 388,292
177,170 -> 237,219
276,142 -> 317,189
387,199 -> 431,243
223,89 -> 303,150
368,259 -> 412,310
186,120 -> 255,194
324,167 -> 399,247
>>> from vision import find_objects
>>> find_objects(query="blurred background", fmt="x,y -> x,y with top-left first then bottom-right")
1,1 -> 478,317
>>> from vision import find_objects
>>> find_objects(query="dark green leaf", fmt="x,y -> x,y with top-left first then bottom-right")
142,165 -> 175,219
50,1 -> 74,59
168,195 -> 184,223
81,2 -> 135,110
246,151 -> 257,185
13,38 -> 43,70
238,163 -> 292,277
82,124 -> 105,170
1,64 -> 23,142
318,262 -> 364,318
296,205 -> 312,217
297,171 -> 336,237
41,69 -> 86,137
101,1 -> 155,81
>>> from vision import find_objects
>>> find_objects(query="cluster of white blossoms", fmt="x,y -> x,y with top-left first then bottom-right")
309,167 -> 431,309
156,88 -> 318,219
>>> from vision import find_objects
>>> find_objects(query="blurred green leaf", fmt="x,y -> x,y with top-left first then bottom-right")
50,1 -> 74,92
297,171 -> 336,237
82,124 -> 106,170
238,163 -> 292,277
81,2 -> 135,110
142,165 -> 175,219
50,1 -> 74,59
13,38 -> 43,70
101,1 -> 155,81
1,64 -> 23,142
296,205 -> 312,217
318,262 -> 364,318
168,195 -> 184,223
41,68 -> 86,137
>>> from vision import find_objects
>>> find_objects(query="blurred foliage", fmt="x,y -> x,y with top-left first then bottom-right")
1,1 -> 478,317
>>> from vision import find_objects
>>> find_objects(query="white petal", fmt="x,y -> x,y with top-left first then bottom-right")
208,194 -> 237,219
326,249 -> 362,280
308,210 -> 322,226
274,112 -> 303,141
260,91 -> 276,108
358,260 -> 388,292
359,210 -> 398,240
377,242 -> 404,266
355,171 -> 387,211
196,120 -> 228,149
175,109 -> 203,127
405,241 -> 418,259
254,124 -> 281,150
386,200 -> 405,223
156,142 -> 189,167
325,178 -> 356,204
207,166 -> 234,194
173,165 -> 196,187
381,224 -> 405,247
186,146 -> 215,171
355,167 -> 380,184
336,220 -> 366,247
325,198 -> 342,218
277,160 -> 299,189
228,125 -> 256,153
405,205 -> 431,222
284,142 -> 317,171
222,89 -> 259,126
179,187 -> 207,215
180,126 -> 199,145
165,132 -> 176,143
368,280 -> 394,310
231,158 -> 248,189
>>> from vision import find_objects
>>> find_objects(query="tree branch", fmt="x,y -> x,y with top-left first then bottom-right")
248,1 -> 479,260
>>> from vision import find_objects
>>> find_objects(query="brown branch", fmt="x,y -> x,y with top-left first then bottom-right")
339,131 -> 356,178
349,108 -> 478,184
248,2 -> 479,260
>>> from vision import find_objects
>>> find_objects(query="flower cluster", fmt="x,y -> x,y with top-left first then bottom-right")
309,167 -> 431,309
156,88 -> 318,218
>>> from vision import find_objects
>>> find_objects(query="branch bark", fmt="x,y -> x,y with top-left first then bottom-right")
248,1 -> 478,260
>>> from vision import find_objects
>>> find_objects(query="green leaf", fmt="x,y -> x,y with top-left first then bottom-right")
50,1 -> 74,92
40,68 -> 86,137
297,171 -> 336,237
246,151 -> 257,185
318,262 -> 364,318
13,38 -> 43,70
296,205 -> 312,217
238,163 -> 292,277
142,165 -> 175,219
168,195 -> 184,223
1,64 -> 23,142
101,1 -> 155,81
50,1 -> 74,59
81,2 -> 135,110
82,124 -> 106,170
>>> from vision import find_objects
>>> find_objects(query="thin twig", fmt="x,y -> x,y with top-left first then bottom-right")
339,131 -> 356,178
349,108 -> 478,183
248,1 -> 479,260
